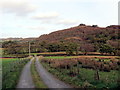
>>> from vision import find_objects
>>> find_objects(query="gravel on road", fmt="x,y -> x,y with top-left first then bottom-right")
16,58 -> 35,89
35,57 -> 72,88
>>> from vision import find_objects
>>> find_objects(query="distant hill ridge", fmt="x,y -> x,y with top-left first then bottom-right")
36,24 -> 120,43
1,24 -> 120,43
0,37 -> 36,42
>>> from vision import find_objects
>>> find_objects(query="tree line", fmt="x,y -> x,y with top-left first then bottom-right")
2,40 -> 119,56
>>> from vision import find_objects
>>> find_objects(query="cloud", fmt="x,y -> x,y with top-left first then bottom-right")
17,25 -> 46,30
32,12 -> 78,26
32,12 -> 59,20
33,0 -> 118,3
0,0 -> 37,16
56,19 -> 79,26
27,26 -> 46,30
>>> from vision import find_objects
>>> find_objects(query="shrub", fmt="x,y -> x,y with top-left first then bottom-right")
103,64 -> 110,72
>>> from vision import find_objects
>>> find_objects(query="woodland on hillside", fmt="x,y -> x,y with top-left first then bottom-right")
2,24 -> 120,56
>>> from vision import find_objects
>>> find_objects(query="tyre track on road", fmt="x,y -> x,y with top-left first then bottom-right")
35,57 -> 72,88
16,58 -> 35,89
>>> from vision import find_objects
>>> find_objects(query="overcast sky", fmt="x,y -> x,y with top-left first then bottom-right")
0,0 -> 119,38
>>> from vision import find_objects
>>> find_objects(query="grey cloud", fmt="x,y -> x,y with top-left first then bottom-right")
0,0 -> 37,16
32,12 -> 59,20
56,19 -> 79,26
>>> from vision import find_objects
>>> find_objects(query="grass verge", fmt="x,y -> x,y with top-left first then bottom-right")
31,58 -> 47,88
2,58 -> 30,89
44,56 -> 119,60
41,61 -> 119,89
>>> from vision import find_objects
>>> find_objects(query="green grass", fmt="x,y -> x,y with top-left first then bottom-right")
31,59 -> 47,88
95,58 -> 111,62
2,57 -> 30,89
44,56 -> 76,59
41,61 -> 119,88
44,56 -> 119,60
2,58 -> 20,65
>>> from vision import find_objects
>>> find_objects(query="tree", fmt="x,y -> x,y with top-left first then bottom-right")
64,42 -> 78,55
47,43 -> 60,52
80,43 -> 95,55
107,40 -> 119,55
3,41 -> 19,54
92,25 -> 98,27
79,23 -> 86,26
99,44 -> 114,55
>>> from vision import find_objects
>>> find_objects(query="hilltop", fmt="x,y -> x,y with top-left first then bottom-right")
1,24 -> 120,56
1,24 -> 119,44
36,24 -> 119,44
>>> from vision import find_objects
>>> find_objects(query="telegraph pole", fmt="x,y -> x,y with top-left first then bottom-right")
29,42 -> 31,56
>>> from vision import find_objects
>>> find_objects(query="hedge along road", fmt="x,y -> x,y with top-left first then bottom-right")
35,57 -> 72,88
16,58 -> 35,89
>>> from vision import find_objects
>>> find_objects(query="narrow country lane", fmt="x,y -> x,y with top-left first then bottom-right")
16,58 -> 35,89
35,57 -> 72,88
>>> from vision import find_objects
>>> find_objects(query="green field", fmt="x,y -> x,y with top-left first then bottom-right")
2,58 -> 30,89
44,56 -> 119,60
2,58 -> 19,64
42,62 -> 119,88
44,56 -> 75,59
40,56 -> 120,88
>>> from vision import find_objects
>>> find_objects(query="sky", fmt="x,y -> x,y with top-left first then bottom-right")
0,0 -> 119,38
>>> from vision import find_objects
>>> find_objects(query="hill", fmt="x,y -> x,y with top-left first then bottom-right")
0,38 -> 23,42
0,37 -> 36,42
2,24 -> 120,55
36,24 -> 119,44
